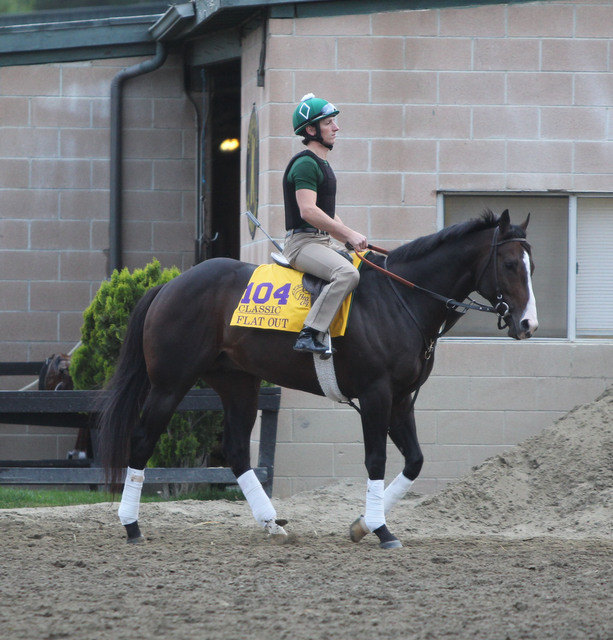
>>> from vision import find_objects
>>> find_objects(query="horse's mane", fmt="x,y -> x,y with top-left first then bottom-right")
389,209 -> 500,263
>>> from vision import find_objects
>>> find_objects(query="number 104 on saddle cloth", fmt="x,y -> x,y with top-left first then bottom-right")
230,254 -> 363,336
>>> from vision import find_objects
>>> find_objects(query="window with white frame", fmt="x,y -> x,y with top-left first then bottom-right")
575,197 -> 613,338
442,193 -> 613,339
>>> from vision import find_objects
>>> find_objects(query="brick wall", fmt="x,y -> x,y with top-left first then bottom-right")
242,0 -> 613,496
0,54 -> 195,459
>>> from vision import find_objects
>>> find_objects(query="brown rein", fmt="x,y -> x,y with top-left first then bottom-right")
349,240 -> 515,319
352,244 -> 419,290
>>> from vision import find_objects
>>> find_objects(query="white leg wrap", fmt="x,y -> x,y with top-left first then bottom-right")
364,479 -> 385,533
237,469 -> 277,528
118,467 -> 145,526
384,472 -> 413,515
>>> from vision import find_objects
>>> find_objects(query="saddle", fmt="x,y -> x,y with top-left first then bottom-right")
230,253 -> 359,337
271,250 -> 353,303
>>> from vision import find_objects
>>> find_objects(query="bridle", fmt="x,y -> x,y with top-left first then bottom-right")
352,226 -> 532,335
473,226 -> 532,330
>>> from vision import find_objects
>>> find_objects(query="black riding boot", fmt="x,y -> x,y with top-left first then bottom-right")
293,326 -> 328,354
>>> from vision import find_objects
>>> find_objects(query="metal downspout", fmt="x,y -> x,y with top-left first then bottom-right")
109,41 -> 168,274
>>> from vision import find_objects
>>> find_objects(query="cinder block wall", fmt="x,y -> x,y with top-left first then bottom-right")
242,1 -> 613,496
0,55 -> 195,459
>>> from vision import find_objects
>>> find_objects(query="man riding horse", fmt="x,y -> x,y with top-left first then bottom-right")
99,90 -> 538,549
283,93 -> 368,354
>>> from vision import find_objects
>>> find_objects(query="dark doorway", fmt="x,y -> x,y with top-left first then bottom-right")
205,59 -> 241,260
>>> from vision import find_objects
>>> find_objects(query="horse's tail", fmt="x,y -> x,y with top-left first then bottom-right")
97,284 -> 164,488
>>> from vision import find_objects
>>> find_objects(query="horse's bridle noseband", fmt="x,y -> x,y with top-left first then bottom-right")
473,226 -> 532,330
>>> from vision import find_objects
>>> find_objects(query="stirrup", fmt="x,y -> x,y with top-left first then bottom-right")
294,329 -> 327,354
319,331 -> 336,360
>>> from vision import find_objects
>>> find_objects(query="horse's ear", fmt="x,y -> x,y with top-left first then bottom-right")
519,212 -> 530,231
498,209 -> 511,233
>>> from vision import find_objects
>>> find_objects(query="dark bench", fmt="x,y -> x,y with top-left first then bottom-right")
0,362 -> 280,495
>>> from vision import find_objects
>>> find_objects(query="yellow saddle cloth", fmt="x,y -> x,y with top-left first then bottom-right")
230,254 -> 362,337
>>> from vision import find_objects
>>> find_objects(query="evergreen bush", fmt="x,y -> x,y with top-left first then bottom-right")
70,259 -> 223,487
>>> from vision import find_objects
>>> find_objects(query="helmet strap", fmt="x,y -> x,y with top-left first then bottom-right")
301,121 -> 333,150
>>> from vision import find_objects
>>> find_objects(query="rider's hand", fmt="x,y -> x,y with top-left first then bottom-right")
347,232 -> 368,252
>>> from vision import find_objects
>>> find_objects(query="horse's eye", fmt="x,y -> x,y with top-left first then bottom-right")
504,260 -> 517,271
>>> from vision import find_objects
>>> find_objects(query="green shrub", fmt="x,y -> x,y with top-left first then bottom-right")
71,259 -> 180,390
71,259 -> 223,487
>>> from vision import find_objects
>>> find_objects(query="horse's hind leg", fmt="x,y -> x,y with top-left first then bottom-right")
208,372 -> 287,537
117,385 -> 188,543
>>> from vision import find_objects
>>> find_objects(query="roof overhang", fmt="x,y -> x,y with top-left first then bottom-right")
0,0 -> 537,67
148,0 -> 538,43
0,13 -> 163,66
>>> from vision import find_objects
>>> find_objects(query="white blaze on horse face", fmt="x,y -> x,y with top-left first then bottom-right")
520,250 -> 538,337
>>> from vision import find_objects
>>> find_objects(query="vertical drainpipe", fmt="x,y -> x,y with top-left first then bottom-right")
109,42 -> 168,275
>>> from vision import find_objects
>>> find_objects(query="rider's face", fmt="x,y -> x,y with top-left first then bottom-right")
307,117 -> 339,146
319,117 -> 339,146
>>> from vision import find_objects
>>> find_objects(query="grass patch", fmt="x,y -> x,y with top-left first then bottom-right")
0,485 -> 244,509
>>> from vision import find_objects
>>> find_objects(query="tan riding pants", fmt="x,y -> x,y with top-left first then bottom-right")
284,232 -> 360,334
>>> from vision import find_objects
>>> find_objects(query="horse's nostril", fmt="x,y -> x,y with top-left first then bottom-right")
521,319 -> 530,329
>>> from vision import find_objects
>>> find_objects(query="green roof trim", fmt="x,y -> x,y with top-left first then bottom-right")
0,2 -> 168,26
0,13 -> 161,67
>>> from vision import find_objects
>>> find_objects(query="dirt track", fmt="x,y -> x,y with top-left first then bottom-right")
1,390 -> 611,640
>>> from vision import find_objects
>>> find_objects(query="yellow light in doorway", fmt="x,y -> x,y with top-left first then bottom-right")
220,138 -> 240,152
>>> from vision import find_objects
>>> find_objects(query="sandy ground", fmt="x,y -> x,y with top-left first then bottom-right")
1,389 -> 611,640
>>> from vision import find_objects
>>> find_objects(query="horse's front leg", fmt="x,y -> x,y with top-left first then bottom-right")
385,395 -> 423,511
353,386 -> 402,549
350,394 -> 422,548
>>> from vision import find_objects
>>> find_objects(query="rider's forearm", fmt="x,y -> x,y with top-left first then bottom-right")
299,205 -> 355,243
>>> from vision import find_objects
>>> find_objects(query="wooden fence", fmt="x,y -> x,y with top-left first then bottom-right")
0,362 -> 280,495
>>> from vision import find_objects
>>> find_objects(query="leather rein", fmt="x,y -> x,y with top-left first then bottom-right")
352,227 -> 530,332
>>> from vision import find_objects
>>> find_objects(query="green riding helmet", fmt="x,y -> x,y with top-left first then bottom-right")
292,93 -> 339,135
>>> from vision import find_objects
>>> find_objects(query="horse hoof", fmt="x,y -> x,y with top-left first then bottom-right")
125,521 -> 144,544
265,519 -> 288,536
349,516 -> 369,543
379,539 -> 403,550
373,524 -> 402,550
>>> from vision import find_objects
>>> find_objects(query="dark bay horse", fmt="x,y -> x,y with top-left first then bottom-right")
39,354 -> 92,460
39,354 -> 73,392
98,210 -> 538,548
